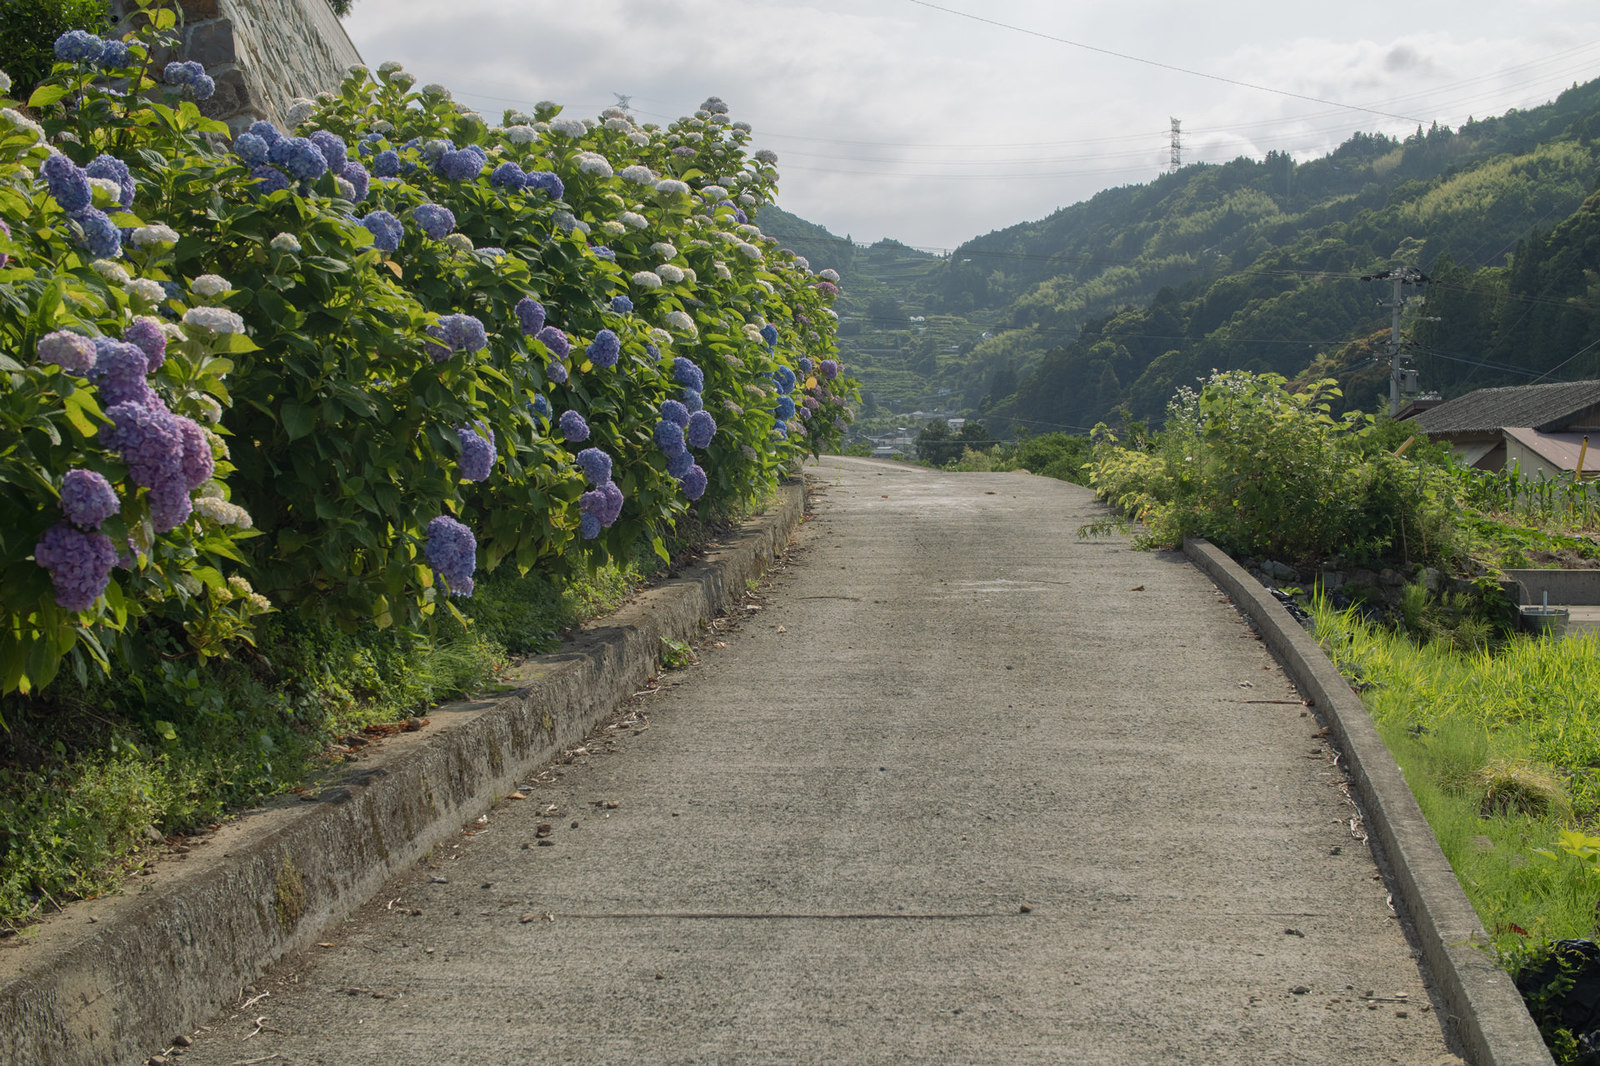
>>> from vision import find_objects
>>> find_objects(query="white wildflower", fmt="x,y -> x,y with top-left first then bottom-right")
619,211 -> 648,230
631,270 -> 662,290
183,306 -> 245,334
657,264 -> 684,284
269,232 -> 301,253
92,259 -> 130,285
131,224 -> 180,248
126,277 -> 166,303
190,274 -> 231,297
248,592 -> 271,611
226,573 -> 252,595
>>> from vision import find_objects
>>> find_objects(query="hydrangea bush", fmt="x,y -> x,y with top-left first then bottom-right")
0,0 -> 856,696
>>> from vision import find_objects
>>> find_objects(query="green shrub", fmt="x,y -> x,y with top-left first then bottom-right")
0,0 -> 109,97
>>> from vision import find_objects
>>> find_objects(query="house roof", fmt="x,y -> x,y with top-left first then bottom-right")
1406,380 -> 1600,435
1503,427 -> 1600,476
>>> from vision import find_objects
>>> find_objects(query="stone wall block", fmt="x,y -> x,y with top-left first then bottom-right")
183,20 -> 237,69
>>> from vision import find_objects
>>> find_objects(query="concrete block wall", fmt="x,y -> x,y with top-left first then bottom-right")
109,0 -> 364,133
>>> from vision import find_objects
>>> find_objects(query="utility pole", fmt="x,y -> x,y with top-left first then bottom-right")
1361,266 -> 1429,416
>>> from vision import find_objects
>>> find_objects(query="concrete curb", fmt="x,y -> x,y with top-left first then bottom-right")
1184,537 -> 1554,1066
0,483 -> 806,1066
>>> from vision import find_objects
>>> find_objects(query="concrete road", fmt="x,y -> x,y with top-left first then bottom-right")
175,458 -> 1462,1065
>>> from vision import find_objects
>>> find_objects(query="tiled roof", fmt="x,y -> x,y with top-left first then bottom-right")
1408,380 -> 1600,434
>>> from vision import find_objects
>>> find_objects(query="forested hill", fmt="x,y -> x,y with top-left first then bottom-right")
762,76 -> 1600,434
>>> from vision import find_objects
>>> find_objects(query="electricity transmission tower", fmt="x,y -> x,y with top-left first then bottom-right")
1169,117 -> 1182,172
612,93 -> 632,113
1361,267 -> 1431,416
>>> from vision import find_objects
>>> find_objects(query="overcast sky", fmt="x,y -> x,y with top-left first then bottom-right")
340,1 -> 1600,251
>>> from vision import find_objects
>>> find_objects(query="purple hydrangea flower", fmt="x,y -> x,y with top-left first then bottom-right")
163,60 -> 205,88
680,464 -> 707,501
123,317 -> 167,370
438,148 -> 484,181
414,202 -> 455,240
681,389 -> 703,413
535,326 -> 570,360
190,74 -> 216,101
575,447 -> 612,486
440,313 -> 487,353
775,396 -> 797,421
147,481 -> 192,531
425,515 -> 476,597
99,400 -> 182,489
93,340 -> 152,407
671,357 -> 704,392
587,330 -> 620,369
234,132 -> 270,165
559,410 -> 589,442
76,208 -> 121,258
251,166 -> 291,195
96,39 -> 131,69
340,161 -> 370,201
579,481 -> 624,528
273,137 -> 328,181
546,359 -> 568,384
247,120 -> 283,146
660,400 -> 689,427
41,152 -> 92,214
524,171 -> 564,199
611,295 -> 634,314
798,356 -> 814,373
456,425 -> 495,481
308,130 -> 348,172
34,522 -> 117,610
820,359 -> 839,380
490,162 -> 526,189
760,324 -> 779,347
654,419 -> 686,457
530,394 -> 552,419
55,30 -> 105,64
591,246 -> 615,262
372,149 -> 400,177
60,469 -> 119,529
515,298 -> 546,336
37,331 -> 97,375
84,154 -> 134,209
687,410 -> 716,449
360,210 -> 403,252
579,512 -> 602,540
667,450 -> 695,479
176,417 -> 213,489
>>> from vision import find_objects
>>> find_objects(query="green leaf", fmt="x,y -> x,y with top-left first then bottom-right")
282,403 -> 316,441
27,84 -> 69,109
153,720 -> 178,741
62,389 -> 103,439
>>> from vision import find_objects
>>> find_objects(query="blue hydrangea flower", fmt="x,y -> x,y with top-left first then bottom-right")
425,515 -> 476,597
579,512 -> 602,540
579,481 -> 624,527
681,389 -> 703,413
414,202 -> 455,240
234,132 -> 270,165
591,246 -> 615,262
530,393 -> 552,419
308,130 -> 347,172
535,326 -> 570,360
798,356 -> 814,374
587,330 -> 620,369
276,138 -> 328,181
687,410 -> 717,449
559,410 -> 589,442
372,149 -> 400,177
575,447 -> 612,486
611,295 -> 633,313
96,39 -> 130,69
76,208 -> 122,258
547,359 -> 568,384
775,396 -> 797,421
93,340 -> 152,407
251,165 -> 291,195
190,74 -> 216,100
340,161 -> 370,201
490,162 -> 526,189
654,419 -> 686,458
680,464 -> 707,501
660,399 -> 689,427
671,357 -> 704,392
440,313 -> 488,353
360,210 -> 403,252
456,425 -> 495,482
772,366 -> 797,394
123,316 -> 166,370
60,469 -> 120,529
41,152 -> 91,214
524,171 -> 563,199
820,359 -> 839,380
667,450 -> 695,479
84,154 -> 134,209
515,298 -> 546,336
247,120 -> 283,146
34,522 -> 117,610
54,30 -> 105,64
760,324 -> 779,347
37,331 -> 97,374
438,148 -> 484,181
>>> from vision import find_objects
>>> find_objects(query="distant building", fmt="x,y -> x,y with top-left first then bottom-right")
1401,380 -> 1600,478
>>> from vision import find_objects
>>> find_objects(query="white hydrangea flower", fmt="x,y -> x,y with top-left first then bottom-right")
648,327 -> 672,346
195,395 -> 224,423
598,219 -> 626,237
619,211 -> 648,230
601,106 -> 628,120
285,98 -> 316,126
654,179 -> 689,197
689,239 -> 712,249
739,193 -> 759,206
199,482 -> 225,500
378,60 -> 404,75
269,232 -> 302,253
2,108 -> 45,143
131,224 -> 180,248
657,264 -> 684,284
650,241 -> 677,260
92,259 -> 130,285
0,71 -> 11,95
754,149 -> 778,165
346,64 -> 369,78
316,91 -> 336,104
505,125 -> 538,144
444,232 -> 474,253
372,119 -> 394,134
388,71 -> 416,89
736,223 -> 760,238
682,267 -> 696,284
619,164 -> 656,185
126,277 -> 166,302
604,118 -> 632,132
575,151 -> 613,178
630,271 -> 662,290
183,306 -> 245,334
334,176 -> 356,200
204,426 -> 230,459
824,307 -> 838,319
735,242 -> 762,261
820,268 -> 840,283
550,117 -> 588,137
505,110 -> 532,125
664,310 -> 697,337
194,495 -> 253,528
733,121 -> 751,133
162,323 -> 187,343
743,324 -> 763,342
757,279 -> 773,292
628,132 -> 650,147
684,131 -> 703,143
88,176 -> 122,204
714,262 -> 732,281
794,256 -> 810,271
191,274 -> 231,297
419,83 -> 451,100
553,210 -> 590,236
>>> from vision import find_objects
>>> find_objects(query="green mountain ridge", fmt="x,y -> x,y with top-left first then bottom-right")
761,77 -> 1600,438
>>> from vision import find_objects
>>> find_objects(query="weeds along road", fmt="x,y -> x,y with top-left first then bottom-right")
176,457 -> 1462,1066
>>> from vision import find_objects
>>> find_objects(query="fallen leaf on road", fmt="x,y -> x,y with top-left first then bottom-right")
1131,585 -> 1145,591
